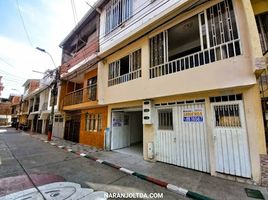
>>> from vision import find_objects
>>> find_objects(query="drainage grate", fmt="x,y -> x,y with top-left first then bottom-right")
245,188 -> 264,199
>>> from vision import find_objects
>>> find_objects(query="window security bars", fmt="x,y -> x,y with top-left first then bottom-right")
256,12 -> 268,55
87,77 -> 97,101
149,0 -> 241,79
214,104 -> 241,127
85,113 -> 102,132
158,109 -> 173,130
105,0 -> 133,34
108,49 -> 141,86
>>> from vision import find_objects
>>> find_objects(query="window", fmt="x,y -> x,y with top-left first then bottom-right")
105,0 -> 133,34
108,49 -> 141,86
158,109 -> 173,130
87,76 -> 97,101
214,104 -> 241,127
85,113 -> 102,132
149,0 -> 241,78
168,15 -> 201,61
256,12 -> 268,54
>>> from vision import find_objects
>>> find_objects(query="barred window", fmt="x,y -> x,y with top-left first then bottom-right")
158,109 -> 173,130
214,104 -> 241,127
105,0 -> 133,34
108,49 -> 142,86
87,76 -> 97,101
256,12 -> 268,54
149,0 -> 241,79
85,113 -> 102,132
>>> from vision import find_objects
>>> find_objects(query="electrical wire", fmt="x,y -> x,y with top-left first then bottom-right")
15,0 -> 33,48
70,0 -> 78,25
62,0 -> 209,80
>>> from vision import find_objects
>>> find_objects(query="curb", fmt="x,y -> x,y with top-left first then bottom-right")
31,135 -> 214,200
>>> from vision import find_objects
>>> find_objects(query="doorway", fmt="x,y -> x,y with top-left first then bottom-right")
111,110 -> 143,156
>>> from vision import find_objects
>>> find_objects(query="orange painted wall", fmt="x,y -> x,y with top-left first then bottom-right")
83,68 -> 97,102
79,106 -> 108,149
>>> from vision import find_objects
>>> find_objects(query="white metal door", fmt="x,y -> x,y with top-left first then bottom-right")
155,103 -> 210,172
53,115 -> 64,138
176,103 -> 210,172
212,101 -> 251,178
111,112 -> 130,150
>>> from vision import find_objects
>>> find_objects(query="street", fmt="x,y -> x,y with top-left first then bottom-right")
0,128 -> 184,200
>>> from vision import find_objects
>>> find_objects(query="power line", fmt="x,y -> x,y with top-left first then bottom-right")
15,0 -> 33,48
0,57 -> 15,68
0,69 -> 27,80
70,0 -> 78,25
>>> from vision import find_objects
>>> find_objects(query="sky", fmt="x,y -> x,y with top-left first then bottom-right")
0,0 -> 97,98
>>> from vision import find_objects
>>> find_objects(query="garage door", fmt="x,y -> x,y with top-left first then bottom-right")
155,103 -> 210,172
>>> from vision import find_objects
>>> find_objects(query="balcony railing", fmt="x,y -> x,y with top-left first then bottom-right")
149,39 -> 241,79
63,84 -> 97,106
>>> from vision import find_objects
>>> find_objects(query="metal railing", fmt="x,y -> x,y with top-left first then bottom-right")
149,39 -> 241,79
64,84 -> 97,106
108,69 -> 141,86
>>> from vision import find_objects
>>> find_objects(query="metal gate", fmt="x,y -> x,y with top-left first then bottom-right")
111,112 -> 130,150
155,103 -> 210,172
212,101 -> 251,177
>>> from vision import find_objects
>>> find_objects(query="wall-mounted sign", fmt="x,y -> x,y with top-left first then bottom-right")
183,109 -> 204,122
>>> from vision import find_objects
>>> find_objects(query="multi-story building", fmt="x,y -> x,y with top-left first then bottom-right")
0,97 -> 11,126
88,0 -> 268,184
56,0 -> 268,184
10,95 -> 21,126
19,79 -> 40,129
58,8 -> 108,148
254,0 -> 268,147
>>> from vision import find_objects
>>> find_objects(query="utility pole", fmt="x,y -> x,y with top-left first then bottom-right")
36,47 -> 59,141
47,69 -> 59,141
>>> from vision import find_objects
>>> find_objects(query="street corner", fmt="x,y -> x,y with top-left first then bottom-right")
0,174 -> 108,200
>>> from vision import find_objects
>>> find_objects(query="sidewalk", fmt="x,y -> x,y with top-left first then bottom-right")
24,131 -> 268,200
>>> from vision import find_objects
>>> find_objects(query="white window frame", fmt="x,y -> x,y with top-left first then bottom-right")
108,49 -> 142,86
149,0 -> 242,79
105,0 -> 133,35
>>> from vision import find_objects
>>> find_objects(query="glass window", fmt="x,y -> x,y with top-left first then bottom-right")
85,112 -> 103,132
87,76 -> 97,101
105,0 -> 133,34
108,49 -> 142,86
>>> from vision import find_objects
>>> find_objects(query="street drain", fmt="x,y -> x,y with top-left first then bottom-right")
245,188 -> 264,199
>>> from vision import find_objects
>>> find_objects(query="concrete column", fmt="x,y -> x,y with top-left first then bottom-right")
243,85 -> 266,184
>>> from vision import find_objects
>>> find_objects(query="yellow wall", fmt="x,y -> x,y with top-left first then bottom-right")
251,0 -> 268,15
98,0 -> 260,106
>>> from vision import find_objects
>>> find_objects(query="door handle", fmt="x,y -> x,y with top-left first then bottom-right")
173,138 -> 176,143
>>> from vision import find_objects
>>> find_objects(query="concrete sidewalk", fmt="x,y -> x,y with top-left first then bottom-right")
24,130 -> 268,200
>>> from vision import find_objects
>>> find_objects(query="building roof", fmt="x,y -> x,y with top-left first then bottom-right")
59,0 -> 106,48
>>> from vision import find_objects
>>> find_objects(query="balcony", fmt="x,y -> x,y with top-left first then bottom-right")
63,84 -> 97,107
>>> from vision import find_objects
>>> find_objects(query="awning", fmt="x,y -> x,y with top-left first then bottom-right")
28,114 -> 37,120
40,112 -> 50,120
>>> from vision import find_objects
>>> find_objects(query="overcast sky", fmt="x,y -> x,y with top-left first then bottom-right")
0,0 -> 97,98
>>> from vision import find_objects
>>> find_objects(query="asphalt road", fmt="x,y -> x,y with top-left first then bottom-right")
0,128 -> 185,199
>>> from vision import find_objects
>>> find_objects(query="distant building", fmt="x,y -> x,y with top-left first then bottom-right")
0,97 -> 11,125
